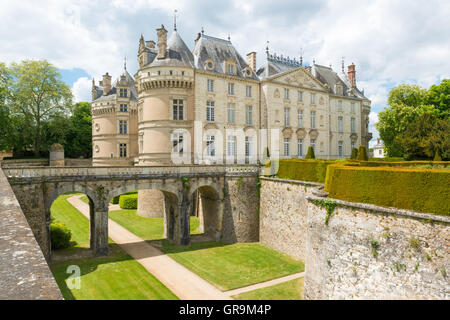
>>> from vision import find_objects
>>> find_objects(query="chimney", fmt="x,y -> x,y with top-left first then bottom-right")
102,72 -> 111,96
156,24 -> 168,59
246,52 -> 257,72
348,63 -> 356,88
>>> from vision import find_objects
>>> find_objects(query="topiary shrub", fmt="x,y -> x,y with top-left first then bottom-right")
434,151 -> 442,161
119,194 -> 138,209
305,146 -> 315,159
110,196 -> 120,204
275,159 -> 338,183
50,222 -> 72,250
357,145 -> 368,161
350,148 -> 358,159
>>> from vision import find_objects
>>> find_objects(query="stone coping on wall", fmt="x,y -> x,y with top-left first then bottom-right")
0,170 -> 63,299
306,192 -> 450,224
259,176 -> 324,188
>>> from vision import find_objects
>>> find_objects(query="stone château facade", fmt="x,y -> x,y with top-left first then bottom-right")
91,24 -> 372,167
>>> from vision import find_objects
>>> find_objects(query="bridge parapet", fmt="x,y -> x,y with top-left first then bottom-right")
3,164 -> 262,182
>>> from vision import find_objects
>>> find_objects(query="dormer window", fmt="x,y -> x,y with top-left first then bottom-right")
204,59 -> 215,71
119,88 -> 128,98
225,59 -> 236,75
228,64 -> 234,74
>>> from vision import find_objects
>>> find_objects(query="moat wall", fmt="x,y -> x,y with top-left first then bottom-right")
304,196 -> 450,299
259,177 -> 322,261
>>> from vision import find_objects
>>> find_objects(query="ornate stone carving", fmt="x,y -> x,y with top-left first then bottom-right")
350,133 -> 358,141
204,123 -> 219,130
309,129 -> 319,139
319,96 -> 324,105
274,88 -> 280,98
282,127 -> 293,138
296,128 -> 307,139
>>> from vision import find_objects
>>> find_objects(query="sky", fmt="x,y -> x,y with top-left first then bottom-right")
1,0 -> 449,147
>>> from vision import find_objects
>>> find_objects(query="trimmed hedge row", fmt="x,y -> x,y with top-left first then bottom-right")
274,159 -> 339,183
119,194 -> 138,209
324,163 -> 450,216
346,160 -> 450,168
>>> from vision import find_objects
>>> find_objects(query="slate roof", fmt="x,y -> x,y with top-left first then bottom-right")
312,64 -> 367,99
93,68 -> 138,102
256,53 -> 301,80
192,34 -> 259,80
149,31 -> 195,68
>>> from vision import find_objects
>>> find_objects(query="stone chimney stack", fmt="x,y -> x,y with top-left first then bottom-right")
348,63 -> 356,88
156,25 -> 168,59
247,52 -> 257,72
102,73 -> 111,96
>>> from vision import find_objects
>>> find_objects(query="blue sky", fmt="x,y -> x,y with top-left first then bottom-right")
1,0 -> 449,147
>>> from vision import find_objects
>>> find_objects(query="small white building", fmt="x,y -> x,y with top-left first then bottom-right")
373,139 -> 385,158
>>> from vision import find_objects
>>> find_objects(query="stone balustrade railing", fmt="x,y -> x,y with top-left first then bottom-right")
3,164 -> 262,181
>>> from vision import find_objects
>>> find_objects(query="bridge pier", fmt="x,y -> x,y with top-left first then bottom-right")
90,208 -> 109,256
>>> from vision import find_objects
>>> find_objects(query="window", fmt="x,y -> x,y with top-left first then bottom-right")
284,108 -> 290,127
246,106 -> 253,125
310,111 -> 316,129
173,99 -> 184,120
338,116 -> 343,132
206,101 -> 215,122
310,139 -> 316,152
227,64 -> 234,74
245,136 -> 252,157
351,117 -> 356,133
181,71 -> 185,76
311,93 -> 315,104
338,100 -> 343,111
337,86 -> 342,95
351,141 -> 355,150
227,135 -> 236,157
297,110 -> 303,128
298,91 -> 303,102
172,133 -> 183,154
228,83 -> 235,95
207,79 -> 214,92
227,103 -> 235,124
284,138 -> 290,156
206,135 -> 215,157
119,120 -> 128,134
379,149 -> 382,155
351,102 -> 355,113
246,86 -> 252,97
297,139 -> 303,157
338,141 -> 343,157
284,88 -> 289,100
119,143 -> 127,158
119,88 -> 128,98
169,70 -> 173,75
120,104 -> 128,112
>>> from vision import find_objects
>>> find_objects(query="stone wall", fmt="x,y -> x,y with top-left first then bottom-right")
64,158 -> 92,167
304,195 -> 450,300
0,170 -> 62,300
222,176 -> 260,243
259,177 -> 322,261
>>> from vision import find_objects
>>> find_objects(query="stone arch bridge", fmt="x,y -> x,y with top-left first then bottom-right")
3,165 -> 261,261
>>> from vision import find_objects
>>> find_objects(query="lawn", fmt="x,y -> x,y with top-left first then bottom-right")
161,241 -> 305,291
233,277 -> 304,300
50,193 -> 178,300
51,245 -> 178,300
80,195 -> 201,239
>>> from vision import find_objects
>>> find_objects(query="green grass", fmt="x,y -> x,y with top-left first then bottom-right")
50,193 -> 178,300
108,209 -> 201,240
51,193 -> 90,248
161,241 -> 305,291
51,245 -> 179,300
233,277 -> 304,300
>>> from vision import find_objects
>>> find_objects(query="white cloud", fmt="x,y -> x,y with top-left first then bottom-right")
1,0 -> 449,141
72,77 -> 92,103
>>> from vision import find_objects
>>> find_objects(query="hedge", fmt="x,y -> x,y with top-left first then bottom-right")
119,194 -> 138,209
274,159 -> 339,183
50,222 -> 72,249
324,163 -> 450,216
346,160 -> 450,169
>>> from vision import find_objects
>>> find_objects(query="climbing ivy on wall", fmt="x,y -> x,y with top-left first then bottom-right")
311,199 -> 338,226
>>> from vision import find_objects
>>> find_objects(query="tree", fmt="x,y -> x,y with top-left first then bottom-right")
397,112 -> 450,160
357,145 -> 368,161
65,102 -> 92,158
426,79 -> 450,118
376,83 -> 442,157
305,146 -> 315,159
7,60 -> 73,156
